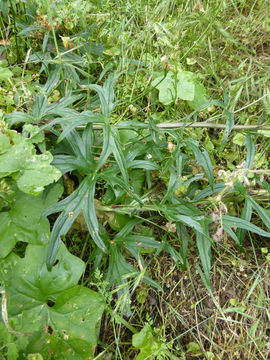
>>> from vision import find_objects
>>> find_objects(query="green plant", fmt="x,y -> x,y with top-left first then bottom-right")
0,242 -> 104,358
2,1 -> 270,359
132,323 -> 179,360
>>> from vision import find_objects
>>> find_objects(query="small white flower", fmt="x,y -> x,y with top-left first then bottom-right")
147,154 -> 152,159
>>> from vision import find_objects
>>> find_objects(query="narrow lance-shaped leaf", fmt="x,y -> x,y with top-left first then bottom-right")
244,132 -> 255,169
185,139 -> 214,189
57,112 -> 106,142
127,160 -> 160,170
43,66 -> 61,94
161,152 -> 183,205
246,196 -> 270,231
94,124 -> 112,174
110,128 -> 129,185
195,220 -> 212,286
165,211 -> 206,236
223,224 -> 240,245
83,180 -> 106,251
194,182 -> 226,201
65,129 -> 86,158
222,215 -> 270,238
46,203 -> 82,270
46,178 -> 91,269
220,110 -> 234,152
236,199 -> 252,245
88,84 -> 111,116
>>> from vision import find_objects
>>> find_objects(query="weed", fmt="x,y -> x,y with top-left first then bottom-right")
0,0 -> 270,359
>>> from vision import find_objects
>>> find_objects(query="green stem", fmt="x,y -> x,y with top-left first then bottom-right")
46,0 -> 65,81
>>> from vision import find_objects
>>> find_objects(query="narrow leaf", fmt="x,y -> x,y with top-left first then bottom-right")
196,221 -> 211,286
222,215 -> 270,238
161,153 -> 183,204
236,199 -> 252,244
220,110 -> 234,152
110,129 -> 129,185
83,181 -> 106,251
185,139 -> 214,189
247,196 -> 270,231
244,132 -> 255,169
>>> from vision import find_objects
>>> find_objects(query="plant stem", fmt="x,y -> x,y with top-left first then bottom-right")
44,121 -> 270,134
46,0 -> 65,81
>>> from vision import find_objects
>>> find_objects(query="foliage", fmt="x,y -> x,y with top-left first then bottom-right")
0,122 -> 61,195
0,242 -> 104,358
152,70 -> 209,109
1,0 -> 270,359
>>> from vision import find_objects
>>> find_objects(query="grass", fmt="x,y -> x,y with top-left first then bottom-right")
91,1 -> 270,358
95,238 -> 270,359
1,0 -> 270,359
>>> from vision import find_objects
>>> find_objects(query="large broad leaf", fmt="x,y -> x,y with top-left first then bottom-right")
176,71 -> 195,101
152,71 -> 176,105
152,70 -> 208,108
0,66 -> 13,81
17,152 -> 62,195
187,80 -> 209,110
0,141 -> 33,176
0,243 -> 105,359
0,185 -> 63,258
0,132 -> 61,195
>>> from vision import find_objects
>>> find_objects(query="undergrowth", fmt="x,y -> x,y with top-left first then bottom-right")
0,0 -> 270,359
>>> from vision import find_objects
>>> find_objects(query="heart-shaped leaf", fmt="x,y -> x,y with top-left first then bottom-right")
1,243 -> 105,358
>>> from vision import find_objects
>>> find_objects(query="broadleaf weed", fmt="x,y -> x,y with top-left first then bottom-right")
1,0 -> 270,359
